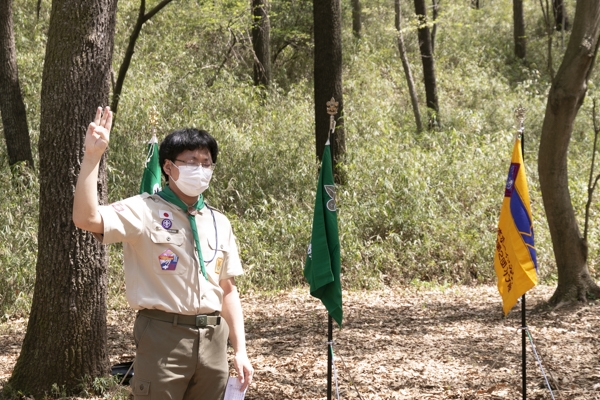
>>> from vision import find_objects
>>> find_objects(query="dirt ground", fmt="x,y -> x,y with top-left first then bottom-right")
1,284 -> 599,399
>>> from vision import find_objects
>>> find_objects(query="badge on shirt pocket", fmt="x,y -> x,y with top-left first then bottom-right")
158,249 -> 179,270
215,257 -> 224,275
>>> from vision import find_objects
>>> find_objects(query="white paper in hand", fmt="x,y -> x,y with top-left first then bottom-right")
224,376 -> 246,400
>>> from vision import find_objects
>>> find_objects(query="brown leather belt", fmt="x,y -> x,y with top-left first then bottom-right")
139,309 -> 221,327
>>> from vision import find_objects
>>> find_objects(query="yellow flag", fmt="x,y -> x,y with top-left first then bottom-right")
494,137 -> 538,316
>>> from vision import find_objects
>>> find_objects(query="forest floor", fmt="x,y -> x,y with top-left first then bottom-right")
0,284 -> 599,399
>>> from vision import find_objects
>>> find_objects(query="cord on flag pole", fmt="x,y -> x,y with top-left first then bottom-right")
516,327 -> 556,400
328,341 -> 340,400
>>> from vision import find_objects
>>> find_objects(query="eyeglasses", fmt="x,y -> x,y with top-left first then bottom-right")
174,159 -> 216,171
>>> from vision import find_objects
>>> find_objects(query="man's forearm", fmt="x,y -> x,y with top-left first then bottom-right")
72,155 -> 104,233
222,286 -> 247,355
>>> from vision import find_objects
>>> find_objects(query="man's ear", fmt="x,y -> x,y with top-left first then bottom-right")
163,160 -> 172,178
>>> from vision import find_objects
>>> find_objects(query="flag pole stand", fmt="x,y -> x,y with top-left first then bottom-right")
521,294 -> 526,399
327,314 -> 333,400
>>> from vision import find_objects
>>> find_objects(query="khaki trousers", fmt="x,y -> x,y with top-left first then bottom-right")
130,313 -> 230,400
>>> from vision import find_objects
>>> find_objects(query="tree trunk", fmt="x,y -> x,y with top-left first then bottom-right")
351,0 -> 361,39
553,0 -> 570,31
252,0 -> 271,87
313,0 -> 345,179
414,0 -> 440,129
395,0 -> 423,133
0,0 -> 34,168
431,0 -> 438,54
8,0 -> 117,396
513,0 -> 526,59
538,0 -> 600,307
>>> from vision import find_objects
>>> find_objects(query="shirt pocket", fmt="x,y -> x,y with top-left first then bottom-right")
205,236 -> 229,280
151,229 -> 188,275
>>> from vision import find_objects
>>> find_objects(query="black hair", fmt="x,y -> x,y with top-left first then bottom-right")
158,128 -> 218,181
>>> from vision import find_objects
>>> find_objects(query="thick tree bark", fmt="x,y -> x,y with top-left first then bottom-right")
351,0 -> 361,39
0,0 -> 34,168
111,0 -> 174,115
8,0 -> 117,396
414,0 -> 440,129
538,1 -> 600,306
252,0 -> 271,87
313,0 -> 345,175
395,0 -> 423,133
513,0 -> 526,59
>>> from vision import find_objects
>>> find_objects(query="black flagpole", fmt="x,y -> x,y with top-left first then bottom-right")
326,97 -> 337,400
522,294 -> 527,399
518,109 -> 526,400
328,315 -> 333,400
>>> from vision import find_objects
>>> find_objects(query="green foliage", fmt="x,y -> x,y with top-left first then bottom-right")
1,0 -> 599,316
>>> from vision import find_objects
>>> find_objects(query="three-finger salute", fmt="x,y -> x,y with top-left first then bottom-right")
85,106 -> 113,159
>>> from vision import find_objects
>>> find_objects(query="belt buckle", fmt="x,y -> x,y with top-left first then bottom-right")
195,315 -> 207,327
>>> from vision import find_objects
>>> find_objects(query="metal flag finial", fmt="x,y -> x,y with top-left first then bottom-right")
327,97 -> 338,133
514,105 -> 525,133
148,106 -> 160,144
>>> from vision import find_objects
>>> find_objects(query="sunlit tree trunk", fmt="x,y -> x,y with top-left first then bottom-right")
513,0 -> 526,59
0,0 -> 34,168
431,0 -> 438,54
414,0 -> 440,129
252,0 -> 271,87
313,0 -> 345,177
538,0 -> 600,306
8,0 -> 117,396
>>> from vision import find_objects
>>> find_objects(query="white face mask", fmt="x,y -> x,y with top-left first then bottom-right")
171,163 -> 213,197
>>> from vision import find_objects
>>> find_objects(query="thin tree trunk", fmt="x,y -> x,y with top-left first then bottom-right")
538,1 -> 600,306
553,0 -> 570,31
252,0 -> 271,87
8,0 -> 117,396
395,0 -> 422,133
0,0 -> 34,168
111,0 -> 174,115
414,0 -> 440,129
313,0 -> 345,179
513,0 -> 526,59
431,0 -> 438,54
351,0 -> 361,39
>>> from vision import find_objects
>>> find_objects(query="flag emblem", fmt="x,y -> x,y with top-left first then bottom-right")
159,210 -> 173,220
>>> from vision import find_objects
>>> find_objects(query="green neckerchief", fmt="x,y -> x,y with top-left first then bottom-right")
157,185 -> 208,280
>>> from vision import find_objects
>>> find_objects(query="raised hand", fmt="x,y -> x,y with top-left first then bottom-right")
85,106 -> 113,158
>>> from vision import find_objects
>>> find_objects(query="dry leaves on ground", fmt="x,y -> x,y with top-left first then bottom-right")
1,284 -> 599,399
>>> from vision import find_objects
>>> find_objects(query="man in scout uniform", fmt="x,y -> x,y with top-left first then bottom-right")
73,106 -> 253,399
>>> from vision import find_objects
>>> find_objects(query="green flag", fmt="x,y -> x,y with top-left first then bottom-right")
139,134 -> 162,195
304,140 -> 343,327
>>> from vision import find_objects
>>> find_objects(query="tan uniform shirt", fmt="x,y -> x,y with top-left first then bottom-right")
96,193 -> 243,315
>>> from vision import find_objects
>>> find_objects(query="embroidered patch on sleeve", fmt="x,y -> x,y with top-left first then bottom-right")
111,202 -> 125,212
215,257 -> 224,275
158,249 -> 179,271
